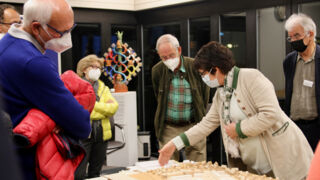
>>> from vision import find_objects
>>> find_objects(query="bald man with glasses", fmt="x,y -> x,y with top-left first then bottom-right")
0,0 -> 89,179
0,4 -> 20,39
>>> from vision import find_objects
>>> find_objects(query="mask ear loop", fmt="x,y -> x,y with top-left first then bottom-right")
37,24 -> 54,45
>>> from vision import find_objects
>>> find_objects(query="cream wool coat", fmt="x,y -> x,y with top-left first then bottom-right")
184,68 -> 313,180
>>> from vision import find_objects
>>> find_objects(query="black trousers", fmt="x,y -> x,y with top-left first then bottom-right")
75,138 -> 107,179
295,119 -> 320,151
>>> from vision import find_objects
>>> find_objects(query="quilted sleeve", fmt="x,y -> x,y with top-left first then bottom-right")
13,109 -> 56,147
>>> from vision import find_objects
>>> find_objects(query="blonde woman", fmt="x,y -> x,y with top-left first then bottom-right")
76,54 -> 119,179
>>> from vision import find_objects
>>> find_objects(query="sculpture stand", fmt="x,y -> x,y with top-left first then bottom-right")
114,81 -> 128,92
113,74 -> 128,92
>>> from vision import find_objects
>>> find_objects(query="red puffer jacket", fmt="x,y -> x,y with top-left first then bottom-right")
13,70 -> 95,180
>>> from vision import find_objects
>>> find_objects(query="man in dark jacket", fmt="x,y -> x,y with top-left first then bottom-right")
152,34 -> 209,162
283,13 -> 320,151
0,0 -> 90,179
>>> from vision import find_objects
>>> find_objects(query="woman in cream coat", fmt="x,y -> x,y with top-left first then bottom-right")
158,41 -> 313,180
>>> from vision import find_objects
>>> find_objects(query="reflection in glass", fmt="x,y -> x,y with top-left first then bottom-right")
220,13 -> 246,67
190,17 -> 210,57
70,23 -> 101,70
111,25 -> 138,51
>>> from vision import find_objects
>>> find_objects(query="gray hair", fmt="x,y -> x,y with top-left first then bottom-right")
76,54 -> 104,77
156,34 -> 180,51
285,13 -> 317,40
22,0 -> 53,28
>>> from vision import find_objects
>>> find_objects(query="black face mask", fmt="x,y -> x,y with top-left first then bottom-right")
290,39 -> 308,52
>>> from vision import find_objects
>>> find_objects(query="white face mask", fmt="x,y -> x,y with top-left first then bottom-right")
163,57 -> 180,71
38,25 -> 72,53
88,68 -> 101,81
202,69 -> 220,88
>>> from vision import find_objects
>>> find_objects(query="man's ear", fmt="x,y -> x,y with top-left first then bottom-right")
178,46 -> 182,56
30,22 -> 41,36
309,31 -> 315,38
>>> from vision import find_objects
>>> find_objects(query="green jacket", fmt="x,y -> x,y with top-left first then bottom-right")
151,56 -> 210,140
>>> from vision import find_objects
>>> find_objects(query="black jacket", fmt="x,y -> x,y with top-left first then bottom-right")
283,44 -> 320,124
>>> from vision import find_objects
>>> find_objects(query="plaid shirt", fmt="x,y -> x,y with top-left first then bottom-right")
166,61 -> 193,124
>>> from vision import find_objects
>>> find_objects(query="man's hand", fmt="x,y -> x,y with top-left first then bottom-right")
53,125 -> 62,134
225,122 -> 238,140
158,141 -> 176,166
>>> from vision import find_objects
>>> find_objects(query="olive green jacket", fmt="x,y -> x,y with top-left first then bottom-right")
151,56 -> 210,140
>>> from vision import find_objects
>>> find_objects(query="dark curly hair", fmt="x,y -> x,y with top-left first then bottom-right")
194,41 -> 235,75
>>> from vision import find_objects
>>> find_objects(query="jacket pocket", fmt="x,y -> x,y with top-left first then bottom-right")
157,90 -> 164,102
272,122 -> 289,136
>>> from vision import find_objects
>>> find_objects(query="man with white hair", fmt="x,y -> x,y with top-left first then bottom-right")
0,0 -> 91,179
152,34 -> 209,162
283,13 -> 320,151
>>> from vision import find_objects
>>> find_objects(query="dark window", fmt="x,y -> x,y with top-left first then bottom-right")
190,17 -> 210,57
220,14 -> 247,67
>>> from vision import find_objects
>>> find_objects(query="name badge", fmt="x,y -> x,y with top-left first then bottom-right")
303,80 -> 313,87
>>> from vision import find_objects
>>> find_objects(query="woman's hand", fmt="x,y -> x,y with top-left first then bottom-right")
225,122 -> 238,140
158,141 -> 176,166
106,99 -> 114,104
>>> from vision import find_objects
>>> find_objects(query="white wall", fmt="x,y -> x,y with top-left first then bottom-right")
258,7 -> 286,97
2,0 -> 200,11
68,0 -> 135,11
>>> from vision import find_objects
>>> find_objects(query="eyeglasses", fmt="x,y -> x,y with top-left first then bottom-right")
89,65 -> 102,70
199,68 -> 213,77
0,21 -> 22,26
46,23 -> 77,38
160,53 -> 177,61
287,33 -> 305,42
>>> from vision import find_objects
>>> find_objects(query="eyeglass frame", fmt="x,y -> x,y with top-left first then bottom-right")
0,21 -> 22,26
88,65 -> 102,70
46,23 -> 77,38
287,32 -> 308,42
199,67 -> 213,77
159,53 -> 178,61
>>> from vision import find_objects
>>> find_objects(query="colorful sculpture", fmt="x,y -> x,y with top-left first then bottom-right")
103,31 -> 142,92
